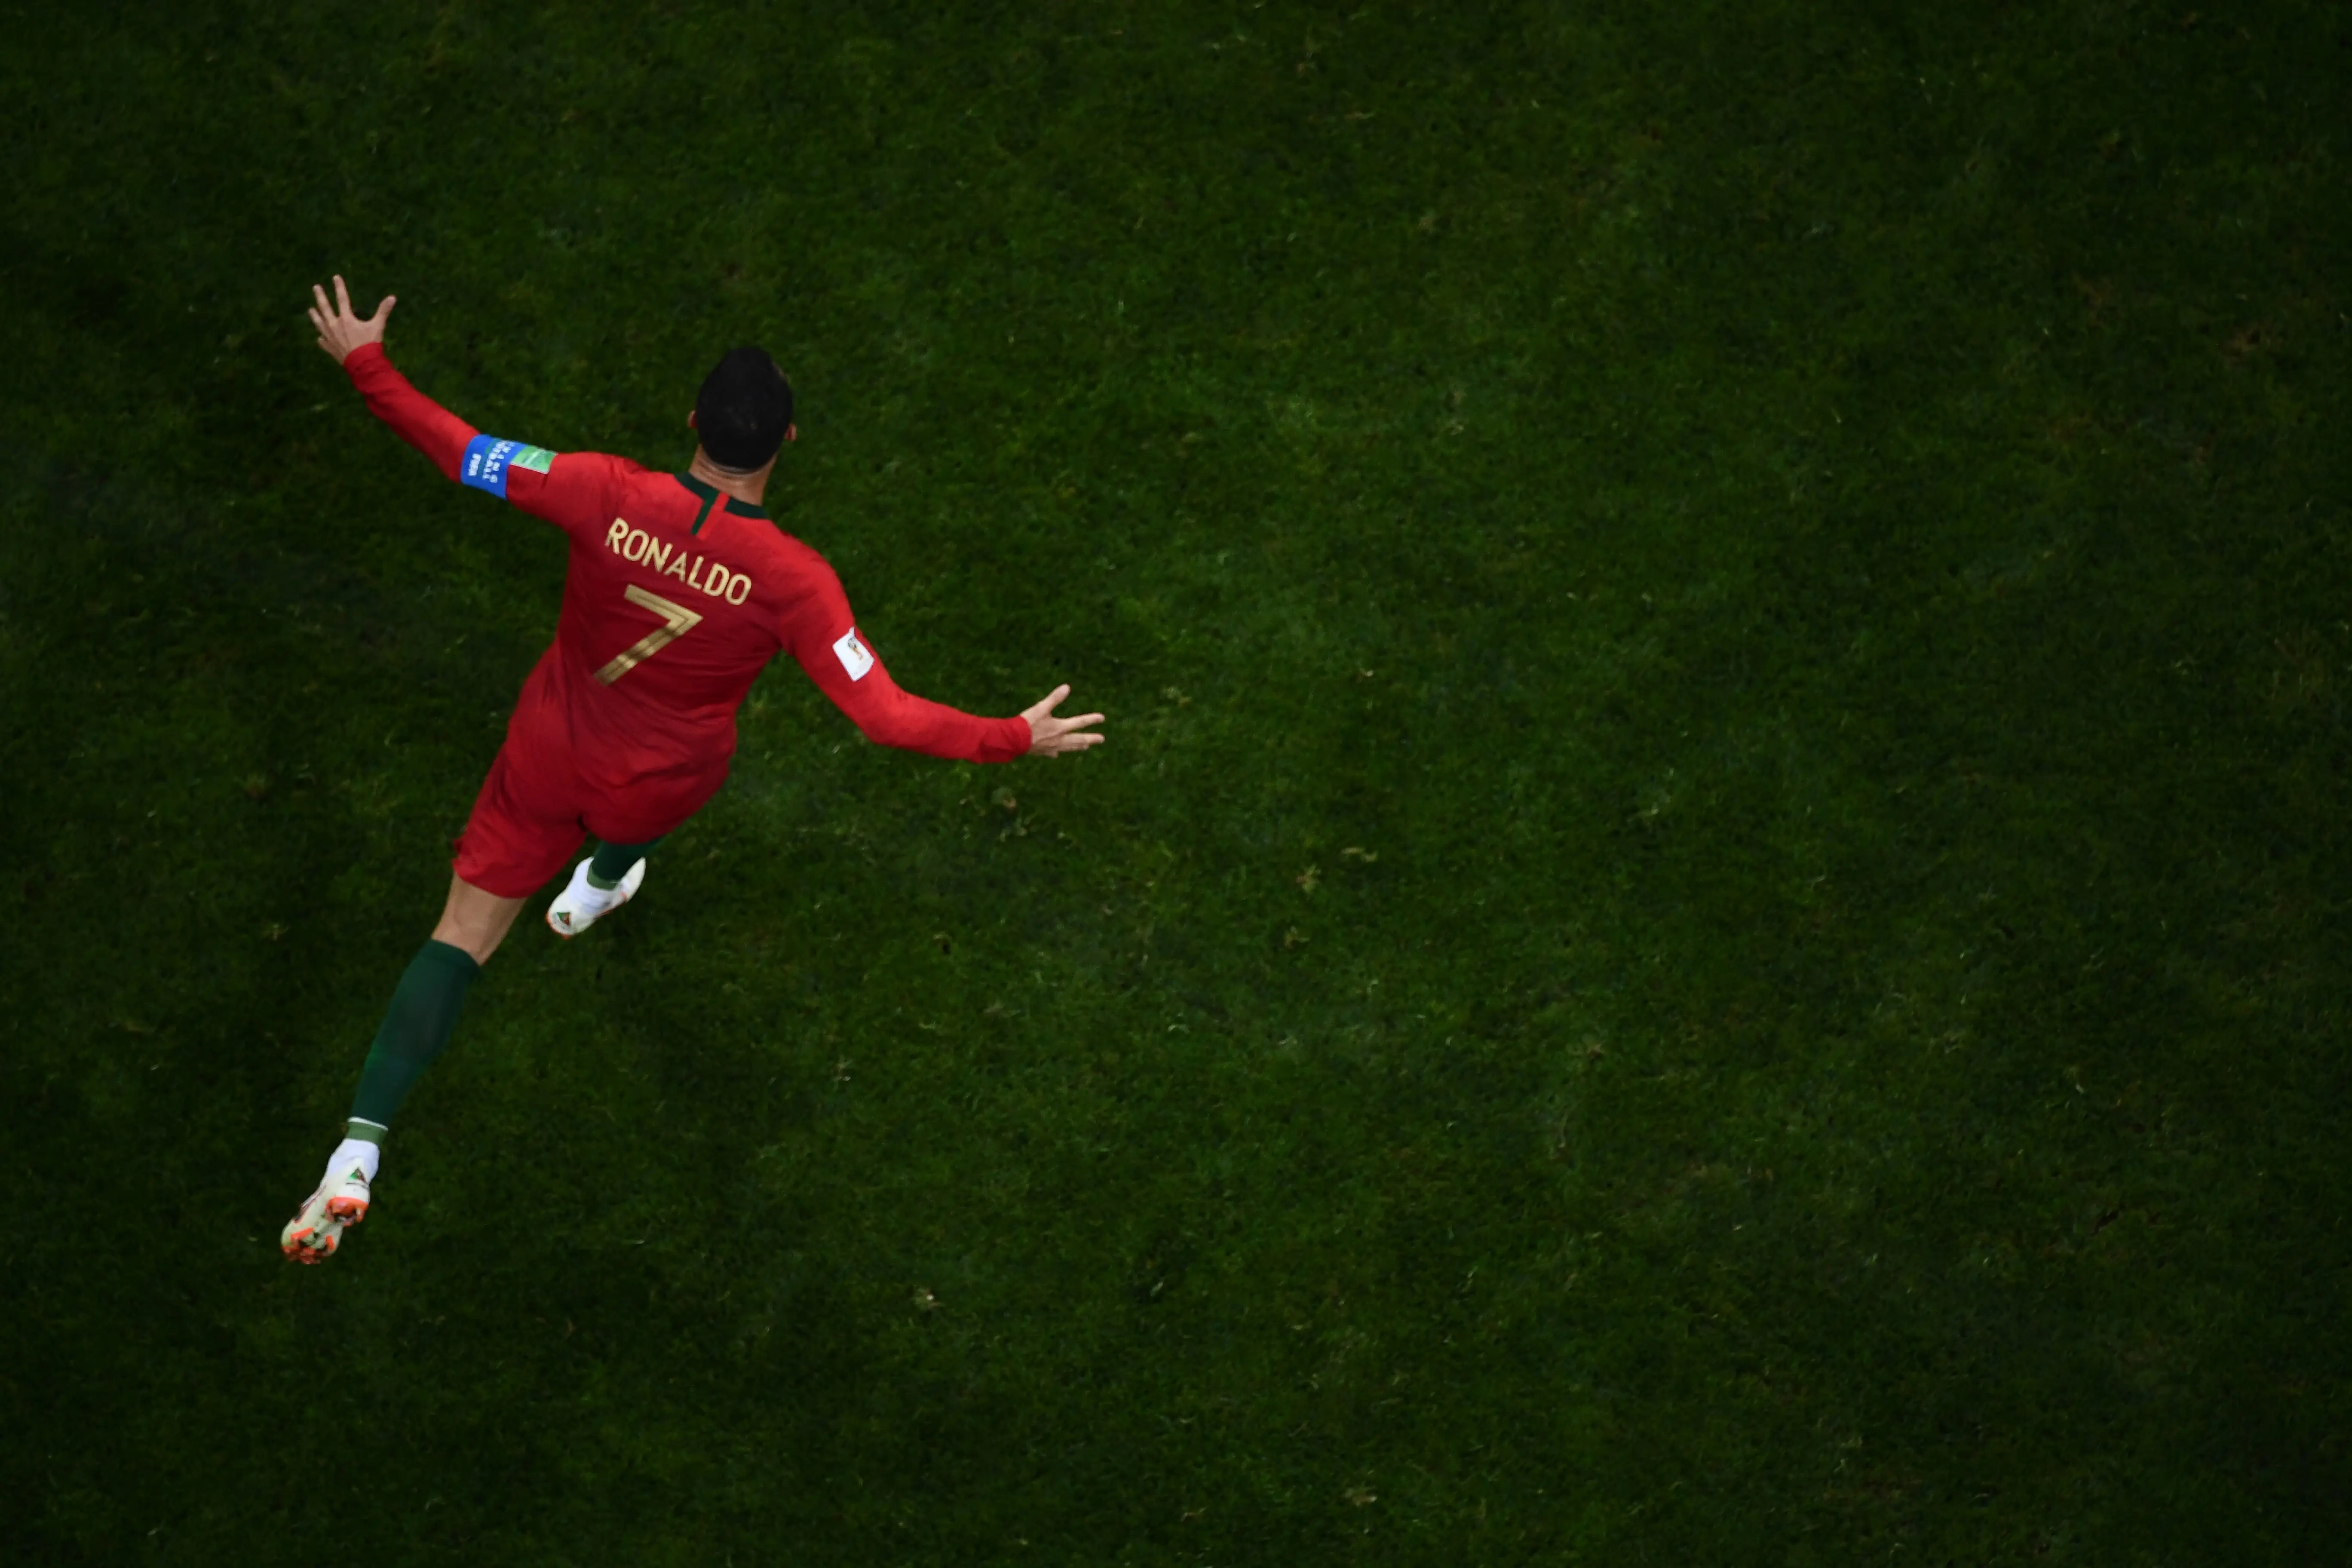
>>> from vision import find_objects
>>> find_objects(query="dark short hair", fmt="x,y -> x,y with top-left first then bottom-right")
694,347 -> 794,470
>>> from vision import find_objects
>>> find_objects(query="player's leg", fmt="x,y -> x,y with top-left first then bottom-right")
588,837 -> 662,890
284,729 -> 580,1264
546,764 -> 722,938
350,875 -> 527,1139
348,876 -> 525,1137
281,878 -> 527,1264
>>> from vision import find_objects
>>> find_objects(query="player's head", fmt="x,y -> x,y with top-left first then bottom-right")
692,347 -> 794,473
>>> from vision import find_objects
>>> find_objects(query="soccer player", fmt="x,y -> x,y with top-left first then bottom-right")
281,277 -> 1105,1264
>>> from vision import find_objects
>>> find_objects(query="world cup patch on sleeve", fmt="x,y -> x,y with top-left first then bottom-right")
832,627 -> 875,681
460,436 -> 553,498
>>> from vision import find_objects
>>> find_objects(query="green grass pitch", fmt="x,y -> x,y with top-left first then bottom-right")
2,3 -> 2346,1562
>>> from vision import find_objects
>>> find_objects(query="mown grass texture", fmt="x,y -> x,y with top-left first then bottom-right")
0,2 -> 2346,1563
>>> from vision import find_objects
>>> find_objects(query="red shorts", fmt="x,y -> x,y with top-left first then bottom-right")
452,693 -> 728,898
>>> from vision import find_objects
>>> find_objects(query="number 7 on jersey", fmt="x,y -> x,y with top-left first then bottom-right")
594,584 -> 704,685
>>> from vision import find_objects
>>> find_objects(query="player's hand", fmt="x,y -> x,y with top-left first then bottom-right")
1022,684 -> 1105,758
307,275 -> 396,364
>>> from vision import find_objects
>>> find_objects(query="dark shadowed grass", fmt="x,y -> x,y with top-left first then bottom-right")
2,2 -> 2346,1562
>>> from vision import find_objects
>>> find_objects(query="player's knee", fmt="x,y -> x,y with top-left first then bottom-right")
429,920 -> 499,967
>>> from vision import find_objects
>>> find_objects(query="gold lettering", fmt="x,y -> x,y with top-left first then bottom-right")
605,519 -> 629,551
665,550 -> 691,582
725,573 -> 751,605
644,539 -> 672,573
594,584 -> 705,685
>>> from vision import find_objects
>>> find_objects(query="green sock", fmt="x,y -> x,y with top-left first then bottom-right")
587,836 -> 661,892
347,939 -> 481,1129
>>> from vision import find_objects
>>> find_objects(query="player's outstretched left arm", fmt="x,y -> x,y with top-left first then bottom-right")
307,275 -> 616,531
1021,684 -> 1105,758
307,275 -> 394,362
306,274 -> 478,479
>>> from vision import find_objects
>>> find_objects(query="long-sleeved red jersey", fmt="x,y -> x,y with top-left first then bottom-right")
343,344 -> 1031,798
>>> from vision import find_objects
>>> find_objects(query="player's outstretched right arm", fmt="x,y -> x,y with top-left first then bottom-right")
1019,685 -> 1107,758
783,563 -> 1103,763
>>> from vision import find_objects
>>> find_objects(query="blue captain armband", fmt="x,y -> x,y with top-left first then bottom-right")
460,436 -> 558,499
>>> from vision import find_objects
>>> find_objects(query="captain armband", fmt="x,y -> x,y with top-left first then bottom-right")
459,435 -> 558,499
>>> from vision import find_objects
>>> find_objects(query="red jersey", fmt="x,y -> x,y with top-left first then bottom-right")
342,344 -> 1031,795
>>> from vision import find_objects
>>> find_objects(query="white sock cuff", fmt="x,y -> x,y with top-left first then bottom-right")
570,863 -> 623,908
328,1137 -> 381,1184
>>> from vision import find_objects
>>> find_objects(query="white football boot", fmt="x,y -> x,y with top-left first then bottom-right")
546,855 -> 647,939
280,1139 -> 378,1264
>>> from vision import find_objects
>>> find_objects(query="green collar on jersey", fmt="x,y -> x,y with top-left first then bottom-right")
675,473 -> 767,534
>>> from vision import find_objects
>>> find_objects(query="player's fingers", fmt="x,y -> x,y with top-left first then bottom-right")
369,293 -> 397,327
334,274 -> 354,318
